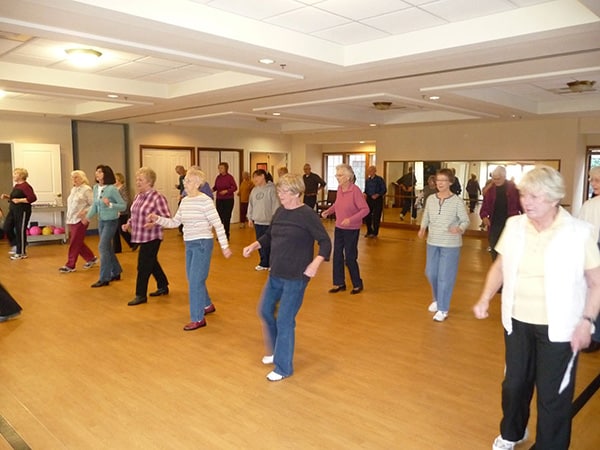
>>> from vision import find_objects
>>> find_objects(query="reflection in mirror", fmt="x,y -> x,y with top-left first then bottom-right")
382,160 -> 560,232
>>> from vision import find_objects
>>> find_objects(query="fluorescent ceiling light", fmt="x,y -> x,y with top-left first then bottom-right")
259,58 -> 275,65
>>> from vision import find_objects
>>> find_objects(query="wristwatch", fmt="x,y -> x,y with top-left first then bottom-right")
582,316 -> 596,334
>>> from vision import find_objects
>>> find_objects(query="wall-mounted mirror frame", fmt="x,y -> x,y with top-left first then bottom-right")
382,159 -> 561,233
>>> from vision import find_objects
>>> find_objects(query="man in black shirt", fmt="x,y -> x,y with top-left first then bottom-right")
302,164 -> 326,211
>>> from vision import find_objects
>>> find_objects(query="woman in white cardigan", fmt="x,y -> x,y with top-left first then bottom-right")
473,166 -> 600,450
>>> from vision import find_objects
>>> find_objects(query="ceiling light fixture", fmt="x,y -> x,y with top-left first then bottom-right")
272,112 -> 281,116
369,123 -> 377,127
65,48 -> 102,67
107,94 -> 119,99
0,90 -> 6,98
428,95 -> 440,100
259,58 -> 275,65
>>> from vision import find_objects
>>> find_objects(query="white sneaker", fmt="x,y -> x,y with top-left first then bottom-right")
433,311 -> 448,322
261,355 -> 274,365
58,266 -> 76,273
8,246 -> 16,255
492,429 -> 529,450
428,301 -> 438,312
10,254 -> 27,260
83,257 -> 98,269
255,265 -> 269,271
266,371 -> 285,382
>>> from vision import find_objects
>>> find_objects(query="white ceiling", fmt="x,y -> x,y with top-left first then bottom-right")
0,0 -> 599,134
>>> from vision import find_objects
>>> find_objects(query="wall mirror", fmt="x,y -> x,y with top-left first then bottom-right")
382,159 -> 561,232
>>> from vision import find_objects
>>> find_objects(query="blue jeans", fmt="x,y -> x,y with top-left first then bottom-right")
259,275 -> 309,377
254,224 -> 270,268
425,244 -> 461,312
98,219 -> 122,282
185,239 -> 214,322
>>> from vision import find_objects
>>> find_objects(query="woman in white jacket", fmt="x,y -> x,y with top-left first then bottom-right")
473,166 -> 600,450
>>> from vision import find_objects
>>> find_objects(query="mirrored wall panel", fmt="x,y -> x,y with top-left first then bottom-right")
382,159 -> 561,231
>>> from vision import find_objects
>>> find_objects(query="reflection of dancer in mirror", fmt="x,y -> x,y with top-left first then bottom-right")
397,166 -> 417,221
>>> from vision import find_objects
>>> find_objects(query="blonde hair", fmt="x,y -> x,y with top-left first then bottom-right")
136,167 -> 157,187
71,170 -> 90,185
277,173 -> 305,196
518,165 -> 565,203
115,172 -> 125,184
14,168 -> 28,180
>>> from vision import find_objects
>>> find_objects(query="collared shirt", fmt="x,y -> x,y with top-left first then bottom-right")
129,189 -> 170,243
302,172 -> 326,195
66,184 -> 93,224
364,175 -> 387,197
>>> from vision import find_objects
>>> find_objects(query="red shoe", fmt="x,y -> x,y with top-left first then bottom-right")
183,319 -> 206,331
204,304 -> 216,314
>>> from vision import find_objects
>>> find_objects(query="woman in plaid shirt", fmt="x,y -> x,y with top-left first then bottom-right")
124,167 -> 171,306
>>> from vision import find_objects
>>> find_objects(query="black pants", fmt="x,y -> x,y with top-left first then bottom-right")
501,319 -> 575,449
113,214 -> 132,253
0,283 -> 22,317
401,196 -> 416,219
365,196 -> 383,236
488,221 -> 506,261
4,205 -> 31,254
303,194 -> 317,211
216,198 -> 234,240
468,194 -> 478,213
136,239 -> 169,298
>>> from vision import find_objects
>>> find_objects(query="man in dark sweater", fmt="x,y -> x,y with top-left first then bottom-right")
302,164 -> 326,211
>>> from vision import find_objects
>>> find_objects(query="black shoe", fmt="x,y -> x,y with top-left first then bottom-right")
350,287 -> 363,295
149,287 -> 169,297
91,280 -> 109,288
328,285 -> 346,293
111,274 -> 121,281
130,244 -> 139,251
128,296 -> 147,306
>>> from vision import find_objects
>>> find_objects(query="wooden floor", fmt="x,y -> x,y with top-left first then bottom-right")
0,223 -> 598,449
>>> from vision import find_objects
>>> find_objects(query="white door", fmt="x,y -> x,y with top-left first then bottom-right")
13,143 -> 63,227
141,149 -> 192,217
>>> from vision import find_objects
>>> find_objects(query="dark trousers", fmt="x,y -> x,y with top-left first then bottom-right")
488,221 -> 506,261
332,227 -> 362,289
216,198 -> 234,240
0,283 -> 22,317
400,195 -> 416,219
254,224 -> 270,268
365,196 -> 383,236
4,206 -> 31,254
303,194 -> 317,210
113,214 -> 132,253
136,239 -> 169,298
501,319 -> 576,449
468,194 -> 478,213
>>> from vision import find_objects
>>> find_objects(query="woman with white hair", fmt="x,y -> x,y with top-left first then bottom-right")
473,166 -> 600,450
322,164 -> 369,294
59,170 -> 97,273
148,167 -> 232,330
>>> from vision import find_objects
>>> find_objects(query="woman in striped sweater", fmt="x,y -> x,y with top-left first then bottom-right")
418,168 -> 470,322
148,167 -> 232,331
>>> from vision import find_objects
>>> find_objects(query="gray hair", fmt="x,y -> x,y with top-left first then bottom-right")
518,165 -> 565,203
492,166 -> 506,178
589,166 -> 600,179
336,163 -> 355,182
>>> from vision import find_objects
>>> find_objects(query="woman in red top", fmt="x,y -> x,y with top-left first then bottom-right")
2,168 -> 37,260
212,162 -> 237,240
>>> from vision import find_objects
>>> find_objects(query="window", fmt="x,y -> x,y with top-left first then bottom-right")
323,152 -> 375,191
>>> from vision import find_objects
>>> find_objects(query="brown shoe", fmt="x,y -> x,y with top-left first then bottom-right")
184,319 -> 206,331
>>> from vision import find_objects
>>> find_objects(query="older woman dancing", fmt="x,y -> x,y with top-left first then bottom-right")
473,166 -> 600,450
243,173 -> 331,381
